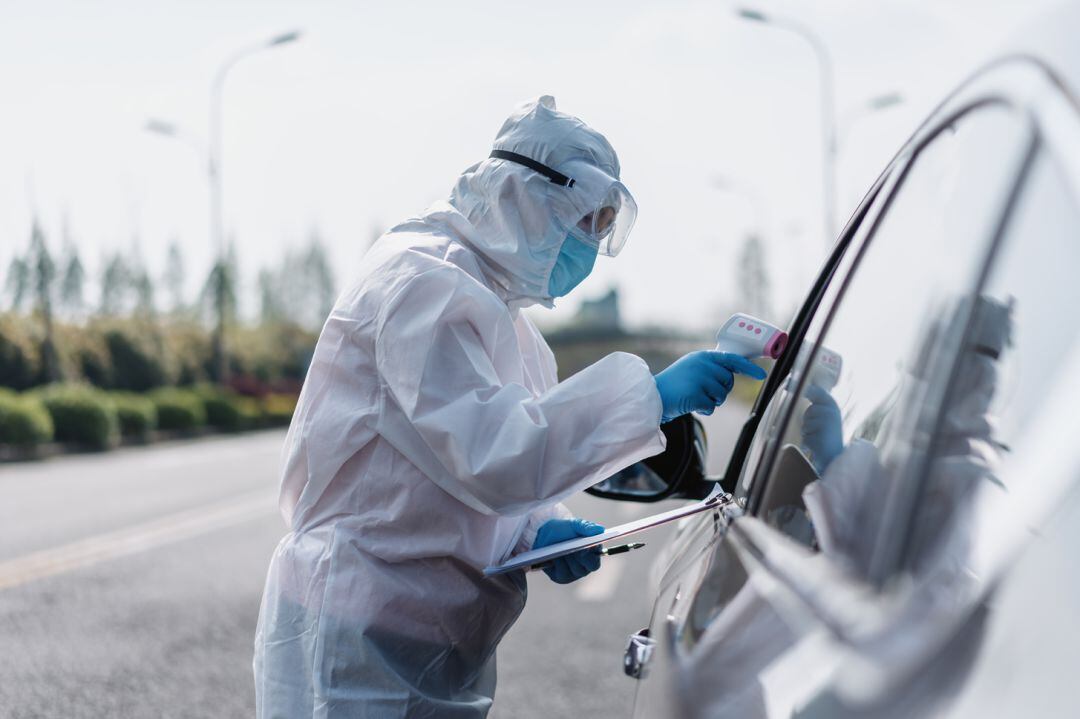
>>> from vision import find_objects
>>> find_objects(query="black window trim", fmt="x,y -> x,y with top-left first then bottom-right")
719,174 -> 889,497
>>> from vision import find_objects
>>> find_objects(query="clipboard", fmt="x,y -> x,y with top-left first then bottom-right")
483,485 -> 728,577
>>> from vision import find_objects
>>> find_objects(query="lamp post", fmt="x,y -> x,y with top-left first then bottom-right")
207,30 -> 300,384
146,30 -> 301,385
837,92 -> 903,153
736,7 -> 837,248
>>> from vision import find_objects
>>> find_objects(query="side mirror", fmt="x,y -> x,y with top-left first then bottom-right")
586,414 -> 713,503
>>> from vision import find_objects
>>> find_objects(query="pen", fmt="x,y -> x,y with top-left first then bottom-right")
530,542 -> 646,571
601,542 -> 645,556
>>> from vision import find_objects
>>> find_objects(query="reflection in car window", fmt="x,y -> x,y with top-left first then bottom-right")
906,150 -> 1080,570
752,107 -> 1031,575
590,463 -> 669,496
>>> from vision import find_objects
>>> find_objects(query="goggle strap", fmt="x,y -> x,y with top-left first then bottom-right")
489,149 -> 576,188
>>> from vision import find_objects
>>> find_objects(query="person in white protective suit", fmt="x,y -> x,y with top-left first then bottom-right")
253,95 -> 765,718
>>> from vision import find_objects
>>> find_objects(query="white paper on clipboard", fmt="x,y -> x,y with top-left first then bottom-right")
483,485 -> 728,577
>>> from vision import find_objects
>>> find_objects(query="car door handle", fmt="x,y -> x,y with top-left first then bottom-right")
624,627 -> 656,679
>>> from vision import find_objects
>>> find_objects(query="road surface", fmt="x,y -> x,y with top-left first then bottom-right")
0,404 -> 747,718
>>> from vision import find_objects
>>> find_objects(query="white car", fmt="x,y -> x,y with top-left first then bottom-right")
589,8 -> 1080,718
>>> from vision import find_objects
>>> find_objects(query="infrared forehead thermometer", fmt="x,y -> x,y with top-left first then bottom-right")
809,346 -> 843,390
715,313 -> 788,360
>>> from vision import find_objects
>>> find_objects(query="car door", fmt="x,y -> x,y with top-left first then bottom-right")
622,148 -> 883,719
629,59 -> 1050,719
856,68 -> 1080,718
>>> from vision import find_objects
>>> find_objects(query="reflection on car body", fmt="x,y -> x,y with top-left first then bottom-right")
589,7 -> 1080,717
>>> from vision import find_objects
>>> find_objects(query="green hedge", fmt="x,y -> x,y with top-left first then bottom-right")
192,385 -> 245,432
110,392 -> 158,440
0,390 -> 54,446
237,396 -> 264,428
261,393 -> 297,427
103,326 -> 169,391
35,384 -> 119,450
149,388 -> 207,431
53,325 -> 109,388
1,382 -> 297,452
0,315 -> 42,390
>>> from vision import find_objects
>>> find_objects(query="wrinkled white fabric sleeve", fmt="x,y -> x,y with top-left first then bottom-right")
374,266 -> 666,516
514,502 -> 575,555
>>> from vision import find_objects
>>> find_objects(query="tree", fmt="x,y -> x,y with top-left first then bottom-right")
59,245 -> 86,320
132,264 -> 156,318
736,233 -> 773,322
163,239 -> 186,314
200,242 -> 238,326
128,247 -> 156,319
201,240 -> 239,383
100,252 -> 131,316
257,230 -> 337,331
4,255 -> 30,311
258,267 -> 284,325
300,230 -> 336,330
28,219 -> 61,382
56,214 -> 85,319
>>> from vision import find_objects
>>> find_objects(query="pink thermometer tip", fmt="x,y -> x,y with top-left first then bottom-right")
764,331 -> 789,360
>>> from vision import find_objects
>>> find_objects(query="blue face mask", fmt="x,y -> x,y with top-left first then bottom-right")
547,234 -> 598,298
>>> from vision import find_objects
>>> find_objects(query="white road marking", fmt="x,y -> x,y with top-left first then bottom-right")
0,490 -> 277,591
573,556 -> 628,603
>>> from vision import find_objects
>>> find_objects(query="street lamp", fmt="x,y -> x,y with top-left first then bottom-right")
208,30 -> 301,384
866,92 -> 903,111
147,29 -> 301,385
837,92 -> 903,151
735,7 -> 837,248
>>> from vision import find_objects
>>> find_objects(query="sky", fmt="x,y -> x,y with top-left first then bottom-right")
0,0 -> 1066,332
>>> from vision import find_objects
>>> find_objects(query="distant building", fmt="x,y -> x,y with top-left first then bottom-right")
543,287 -> 700,378
573,288 -> 621,331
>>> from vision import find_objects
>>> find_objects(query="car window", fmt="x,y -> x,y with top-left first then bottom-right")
904,149 -> 1080,570
747,106 -> 1032,576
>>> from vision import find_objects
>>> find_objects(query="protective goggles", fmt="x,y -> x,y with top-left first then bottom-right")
490,150 -> 637,256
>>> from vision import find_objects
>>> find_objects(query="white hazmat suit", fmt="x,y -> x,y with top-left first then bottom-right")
253,96 -> 667,718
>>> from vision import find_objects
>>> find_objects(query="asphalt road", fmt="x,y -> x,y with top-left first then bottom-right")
0,405 -> 747,718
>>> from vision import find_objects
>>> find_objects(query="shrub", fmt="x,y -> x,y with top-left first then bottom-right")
103,325 -> 168,391
235,396 -> 263,429
232,323 -> 316,385
0,314 -> 42,390
261,393 -> 298,427
149,388 -> 206,431
161,322 -> 212,386
56,324 -> 113,388
109,392 -> 157,439
195,385 -> 246,432
0,391 -> 54,446
35,384 -> 119,450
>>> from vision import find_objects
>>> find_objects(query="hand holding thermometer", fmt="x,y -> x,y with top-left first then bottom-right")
808,345 -> 843,390
714,313 -> 788,360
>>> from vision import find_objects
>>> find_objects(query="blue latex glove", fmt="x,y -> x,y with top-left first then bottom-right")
654,351 -> 768,423
801,383 -> 844,473
532,518 -> 605,584
548,234 -> 599,297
